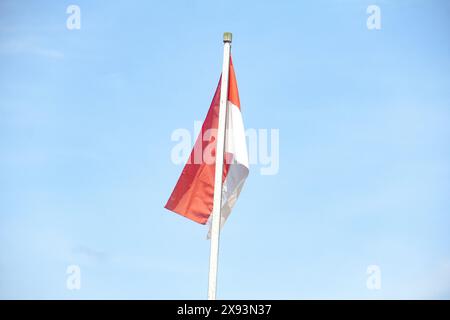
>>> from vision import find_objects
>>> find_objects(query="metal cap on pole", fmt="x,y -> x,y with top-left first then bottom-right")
223,32 -> 232,43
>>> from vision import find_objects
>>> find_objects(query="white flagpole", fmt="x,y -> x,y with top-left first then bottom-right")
207,32 -> 232,300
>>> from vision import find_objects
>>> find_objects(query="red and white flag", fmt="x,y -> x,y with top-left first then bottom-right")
165,57 -> 249,233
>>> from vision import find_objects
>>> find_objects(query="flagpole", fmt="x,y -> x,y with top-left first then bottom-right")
207,32 -> 232,300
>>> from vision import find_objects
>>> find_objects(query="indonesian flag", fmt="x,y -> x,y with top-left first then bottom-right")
165,57 -> 249,234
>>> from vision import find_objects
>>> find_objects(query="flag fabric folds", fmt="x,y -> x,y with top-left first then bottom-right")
165,57 -> 249,233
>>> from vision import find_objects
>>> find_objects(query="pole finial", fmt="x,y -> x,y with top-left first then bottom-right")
223,32 -> 232,43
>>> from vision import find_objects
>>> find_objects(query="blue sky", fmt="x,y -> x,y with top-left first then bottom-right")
1,0 -> 449,299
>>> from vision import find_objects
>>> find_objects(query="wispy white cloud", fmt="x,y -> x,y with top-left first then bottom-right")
71,245 -> 108,265
0,39 -> 63,59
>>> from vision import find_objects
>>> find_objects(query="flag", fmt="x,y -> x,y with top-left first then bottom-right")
165,57 -> 249,233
